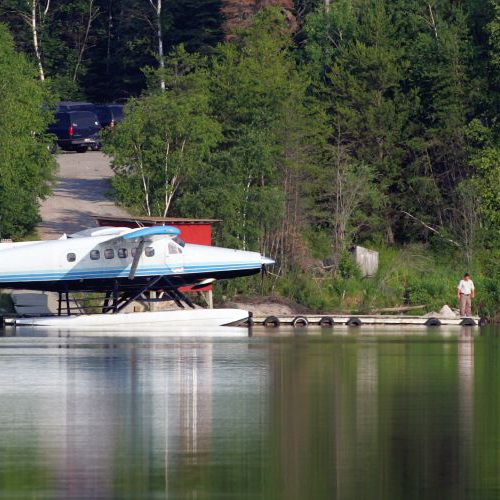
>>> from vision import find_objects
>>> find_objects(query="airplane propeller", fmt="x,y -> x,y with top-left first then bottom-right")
129,239 -> 146,280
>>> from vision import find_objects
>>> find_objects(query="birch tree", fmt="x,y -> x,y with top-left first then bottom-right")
105,48 -> 221,216
147,0 -> 165,90
9,0 -> 51,80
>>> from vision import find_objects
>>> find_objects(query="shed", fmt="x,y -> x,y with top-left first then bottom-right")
352,246 -> 379,277
92,215 -> 221,307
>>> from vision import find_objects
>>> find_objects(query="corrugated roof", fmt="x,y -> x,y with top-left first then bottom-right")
92,215 -> 221,225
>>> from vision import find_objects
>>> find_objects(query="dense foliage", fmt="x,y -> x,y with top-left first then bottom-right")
3,0 -> 500,312
0,24 -> 55,239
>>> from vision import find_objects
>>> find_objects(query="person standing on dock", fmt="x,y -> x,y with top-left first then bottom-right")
457,273 -> 475,317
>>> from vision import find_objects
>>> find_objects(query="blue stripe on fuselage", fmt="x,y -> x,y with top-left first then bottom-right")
0,262 -> 260,282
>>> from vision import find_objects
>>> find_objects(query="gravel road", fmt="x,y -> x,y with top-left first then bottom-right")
38,151 -> 129,239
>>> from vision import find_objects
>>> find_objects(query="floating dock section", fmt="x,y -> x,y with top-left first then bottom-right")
248,314 -> 482,328
0,312 -> 483,330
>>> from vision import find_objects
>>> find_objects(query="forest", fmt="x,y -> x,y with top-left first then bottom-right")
2,0 -> 500,315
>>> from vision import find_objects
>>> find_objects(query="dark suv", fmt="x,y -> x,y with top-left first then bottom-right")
95,104 -> 124,128
48,111 -> 101,153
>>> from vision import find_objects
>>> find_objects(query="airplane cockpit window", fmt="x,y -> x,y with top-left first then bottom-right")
168,242 -> 180,255
118,248 -> 128,258
145,247 -> 155,257
67,253 -> 76,262
90,250 -> 100,260
104,249 -> 114,259
173,236 -> 186,247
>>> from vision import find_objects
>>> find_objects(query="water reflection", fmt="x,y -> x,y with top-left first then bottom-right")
0,327 -> 499,499
458,327 -> 474,500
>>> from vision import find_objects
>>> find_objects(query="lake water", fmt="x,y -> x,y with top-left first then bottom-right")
0,326 -> 499,499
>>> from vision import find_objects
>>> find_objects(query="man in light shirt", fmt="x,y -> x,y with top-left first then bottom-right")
457,273 -> 475,317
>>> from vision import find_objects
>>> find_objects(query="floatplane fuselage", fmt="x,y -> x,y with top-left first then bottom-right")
0,226 -> 274,312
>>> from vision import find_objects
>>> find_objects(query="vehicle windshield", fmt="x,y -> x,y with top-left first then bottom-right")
173,236 -> 185,247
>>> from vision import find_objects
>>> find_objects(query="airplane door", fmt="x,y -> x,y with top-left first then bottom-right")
166,240 -> 184,273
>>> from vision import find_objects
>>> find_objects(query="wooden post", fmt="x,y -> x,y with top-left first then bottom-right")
198,290 -> 213,309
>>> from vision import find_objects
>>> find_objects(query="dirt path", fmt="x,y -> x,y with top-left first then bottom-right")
38,151 -> 129,239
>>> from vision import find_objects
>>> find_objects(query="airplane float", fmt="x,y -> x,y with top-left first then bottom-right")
0,225 -> 274,328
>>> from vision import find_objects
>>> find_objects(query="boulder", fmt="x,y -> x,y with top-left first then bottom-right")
439,304 -> 456,318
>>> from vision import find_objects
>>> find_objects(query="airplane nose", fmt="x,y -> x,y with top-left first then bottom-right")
261,256 -> 275,266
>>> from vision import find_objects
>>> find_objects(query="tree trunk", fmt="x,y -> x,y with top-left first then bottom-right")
31,0 -> 45,80
106,0 -> 113,74
73,0 -> 96,82
150,0 -> 165,90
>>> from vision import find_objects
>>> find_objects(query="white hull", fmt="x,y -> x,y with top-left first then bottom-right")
7,308 -> 249,328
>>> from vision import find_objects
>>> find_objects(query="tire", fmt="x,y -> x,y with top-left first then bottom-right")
263,315 -> 280,328
292,316 -> 309,328
48,142 -> 58,154
319,316 -> 334,327
460,318 -> 476,326
425,317 -> 441,327
90,142 -> 102,151
346,317 -> 362,326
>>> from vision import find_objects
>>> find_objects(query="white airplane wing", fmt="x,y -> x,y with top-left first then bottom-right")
108,226 -> 181,279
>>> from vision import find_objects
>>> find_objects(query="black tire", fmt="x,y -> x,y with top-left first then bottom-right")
292,316 -> 309,328
319,316 -> 334,327
90,142 -> 102,151
346,317 -> 362,326
75,146 -> 88,153
48,142 -> 58,154
263,315 -> 280,328
425,317 -> 442,327
460,318 -> 476,326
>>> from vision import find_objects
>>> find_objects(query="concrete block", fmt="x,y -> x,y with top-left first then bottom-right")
353,246 -> 379,277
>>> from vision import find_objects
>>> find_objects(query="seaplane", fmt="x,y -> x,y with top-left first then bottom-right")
0,225 -> 274,328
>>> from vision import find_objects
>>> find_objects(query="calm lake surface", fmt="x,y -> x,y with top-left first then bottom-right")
0,325 -> 499,499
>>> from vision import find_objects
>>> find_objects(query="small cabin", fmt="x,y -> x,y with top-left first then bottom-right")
92,215 -> 221,307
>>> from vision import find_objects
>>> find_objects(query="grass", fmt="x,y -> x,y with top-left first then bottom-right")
228,243 -> 500,318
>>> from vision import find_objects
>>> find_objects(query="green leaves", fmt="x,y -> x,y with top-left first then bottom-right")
0,23 -> 56,239
105,46 -> 221,217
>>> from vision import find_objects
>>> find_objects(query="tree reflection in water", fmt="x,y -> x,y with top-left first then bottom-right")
0,328 -> 499,499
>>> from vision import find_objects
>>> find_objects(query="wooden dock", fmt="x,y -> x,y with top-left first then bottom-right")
248,313 -> 483,328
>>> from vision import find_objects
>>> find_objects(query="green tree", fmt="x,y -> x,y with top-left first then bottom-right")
305,0 -> 406,247
179,8 -> 318,260
466,119 -> 500,244
105,47 -> 222,216
0,23 -> 55,239
388,1 -> 480,247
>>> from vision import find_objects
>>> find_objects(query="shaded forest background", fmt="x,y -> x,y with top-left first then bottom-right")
2,0 -> 500,314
